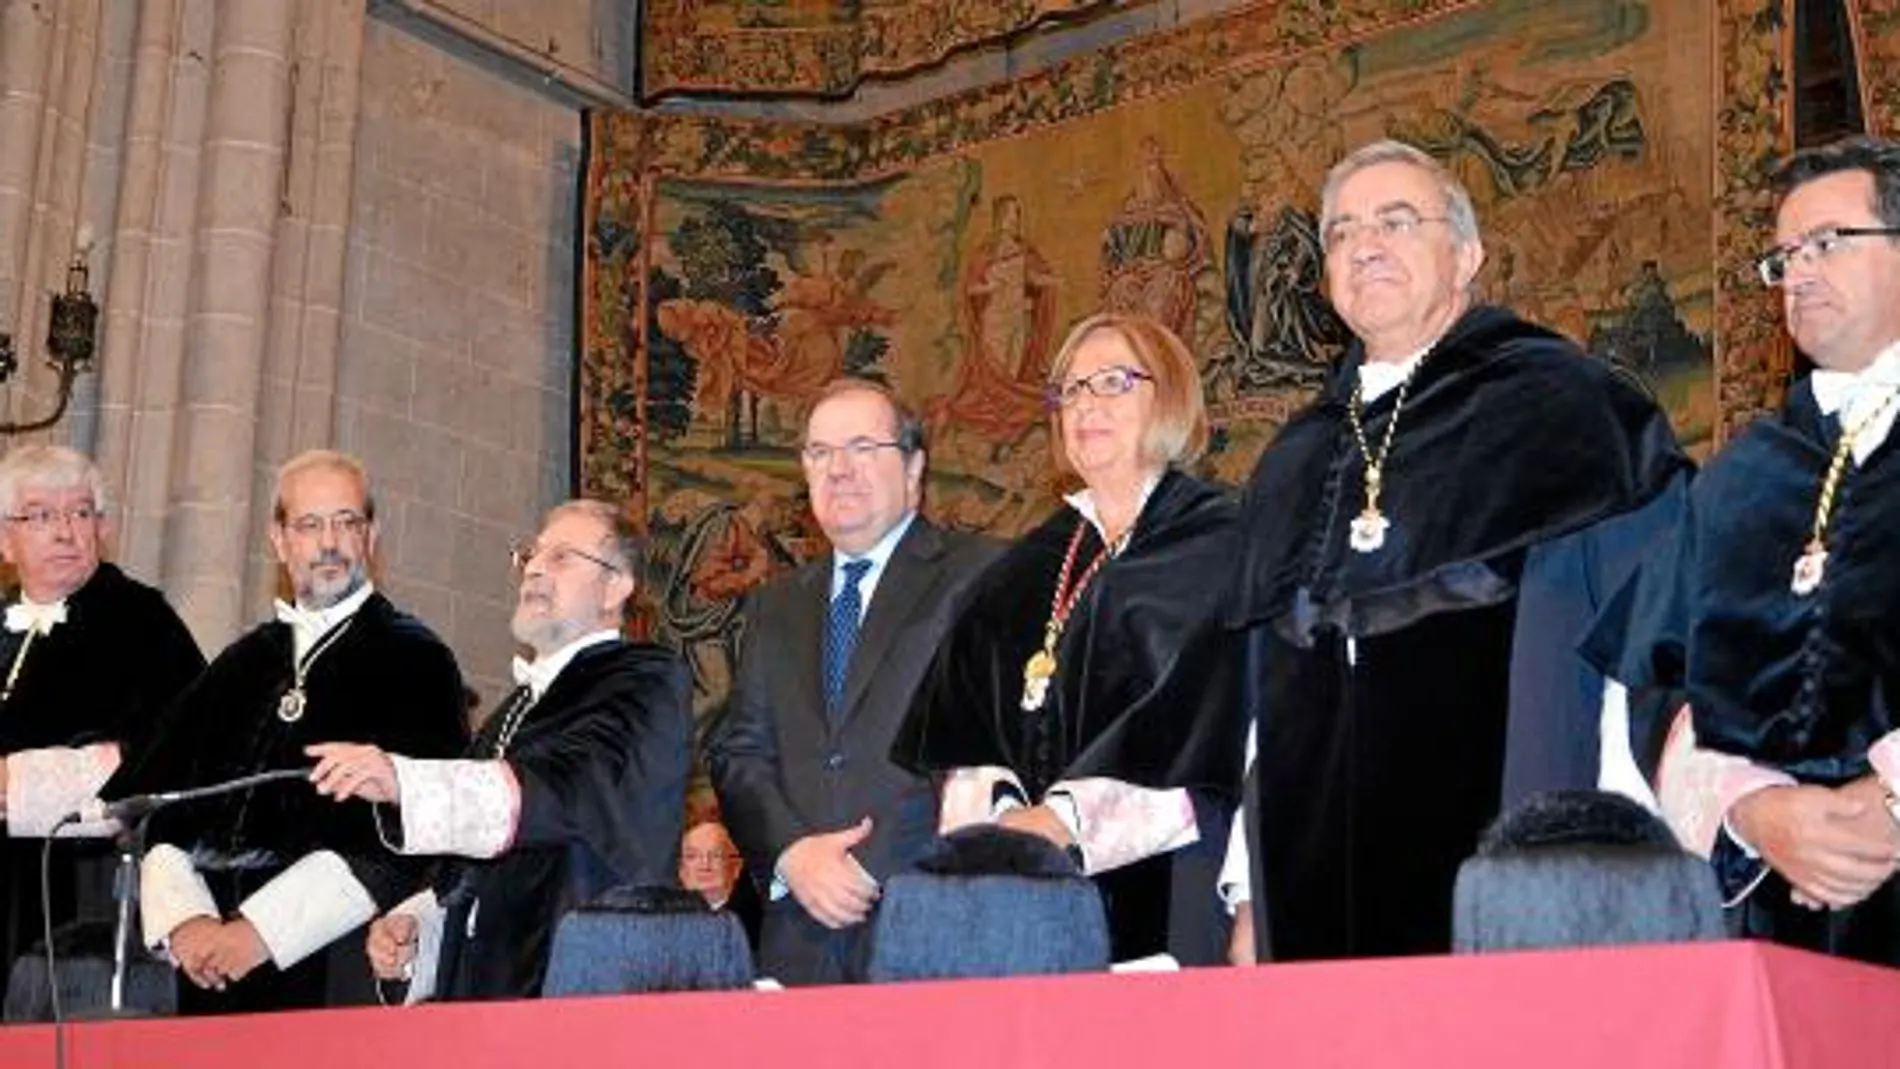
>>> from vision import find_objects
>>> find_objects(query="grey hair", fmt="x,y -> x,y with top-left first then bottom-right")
1320,139 -> 1482,245
273,449 -> 376,525
546,498 -> 645,576
0,445 -> 109,515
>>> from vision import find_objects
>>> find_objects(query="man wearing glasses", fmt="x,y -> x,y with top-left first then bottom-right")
0,445 -> 203,1002
706,378 -> 998,985
1223,139 -> 1690,963
111,449 -> 467,1013
1596,136 -> 1900,967
305,498 -> 691,1002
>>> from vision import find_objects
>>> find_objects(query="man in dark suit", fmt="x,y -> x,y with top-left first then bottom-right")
707,378 -> 999,986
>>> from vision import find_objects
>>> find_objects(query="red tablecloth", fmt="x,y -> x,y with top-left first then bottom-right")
1,940 -> 1894,1068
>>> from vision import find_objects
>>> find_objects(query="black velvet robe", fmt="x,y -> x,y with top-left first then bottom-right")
1593,382 -> 1900,966
104,592 -> 466,1014
1234,305 -> 1689,962
894,471 -> 1248,965
0,563 -> 204,981
429,640 -> 692,1001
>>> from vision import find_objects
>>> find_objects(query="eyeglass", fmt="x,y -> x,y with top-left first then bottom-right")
1044,365 -> 1155,410
281,512 -> 370,540
682,849 -> 734,865
1321,208 -> 1453,253
509,538 -> 621,575
5,504 -> 103,530
801,438 -> 903,467
1756,226 -> 1900,286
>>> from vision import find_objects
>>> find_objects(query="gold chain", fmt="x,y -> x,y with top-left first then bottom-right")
1804,388 -> 1900,556
1345,363 -> 1424,516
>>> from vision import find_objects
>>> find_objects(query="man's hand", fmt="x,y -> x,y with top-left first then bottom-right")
1228,903 -> 1256,966
306,743 -> 400,804
167,916 -> 227,990
997,803 -> 1075,849
1731,783 -> 1900,909
202,918 -> 272,986
778,816 -> 879,930
367,913 -> 419,981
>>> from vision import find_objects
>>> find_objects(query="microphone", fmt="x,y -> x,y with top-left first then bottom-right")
74,767 -> 312,825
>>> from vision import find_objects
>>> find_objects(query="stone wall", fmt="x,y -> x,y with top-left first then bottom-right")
337,12 -> 582,699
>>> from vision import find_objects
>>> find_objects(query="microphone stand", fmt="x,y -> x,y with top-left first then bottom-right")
52,767 -> 310,1020
104,814 -> 150,1017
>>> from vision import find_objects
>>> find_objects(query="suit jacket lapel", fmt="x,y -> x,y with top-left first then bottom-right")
793,559 -> 831,732
836,519 -> 949,728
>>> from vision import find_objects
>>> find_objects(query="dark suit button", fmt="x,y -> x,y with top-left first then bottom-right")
825,752 -> 845,771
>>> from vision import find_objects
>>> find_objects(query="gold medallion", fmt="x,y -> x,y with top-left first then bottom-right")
1021,650 -> 1057,711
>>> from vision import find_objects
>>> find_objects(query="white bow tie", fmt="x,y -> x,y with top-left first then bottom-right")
1811,370 -> 1870,417
1809,359 -> 1900,469
511,655 -> 547,699
274,599 -> 355,662
1812,344 -> 1900,414
4,600 -> 67,635
276,599 -> 327,634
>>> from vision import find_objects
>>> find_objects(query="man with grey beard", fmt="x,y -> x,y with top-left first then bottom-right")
306,499 -> 691,1002
108,450 -> 467,1014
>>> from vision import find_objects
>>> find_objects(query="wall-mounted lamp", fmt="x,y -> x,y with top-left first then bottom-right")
0,227 -> 100,435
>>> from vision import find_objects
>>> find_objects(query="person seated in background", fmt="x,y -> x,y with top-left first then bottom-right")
680,817 -> 741,909
680,811 -> 760,949
0,444 -> 204,992
895,312 -> 1248,967
309,499 -> 692,1002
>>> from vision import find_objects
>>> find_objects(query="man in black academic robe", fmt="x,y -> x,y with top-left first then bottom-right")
309,499 -> 691,1002
1226,142 -> 1689,962
896,468 -> 1247,965
1591,137 -> 1900,966
107,451 -> 467,1014
0,446 -> 204,990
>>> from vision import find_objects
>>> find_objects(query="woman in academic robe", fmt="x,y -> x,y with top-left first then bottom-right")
894,311 -> 1247,965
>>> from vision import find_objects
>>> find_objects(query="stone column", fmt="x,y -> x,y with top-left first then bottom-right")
93,0 -> 213,580
242,0 -> 368,613
162,0 -> 295,643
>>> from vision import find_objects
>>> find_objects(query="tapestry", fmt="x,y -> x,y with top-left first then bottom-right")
640,0 -> 1115,99
1849,0 -> 1900,135
582,0 -> 1789,717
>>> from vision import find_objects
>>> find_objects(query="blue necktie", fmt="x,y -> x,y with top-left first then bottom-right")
824,559 -> 873,715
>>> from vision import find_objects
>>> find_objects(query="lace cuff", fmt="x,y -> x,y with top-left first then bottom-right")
5,743 -> 121,837
390,756 -> 520,858
1050,777 -> 1198,876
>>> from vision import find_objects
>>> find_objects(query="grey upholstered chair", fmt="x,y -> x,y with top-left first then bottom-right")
1453,789 -> 1727,953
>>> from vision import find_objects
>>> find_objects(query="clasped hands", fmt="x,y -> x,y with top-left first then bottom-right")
1732,775 -> 1900,911
166,916 -> 270,991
